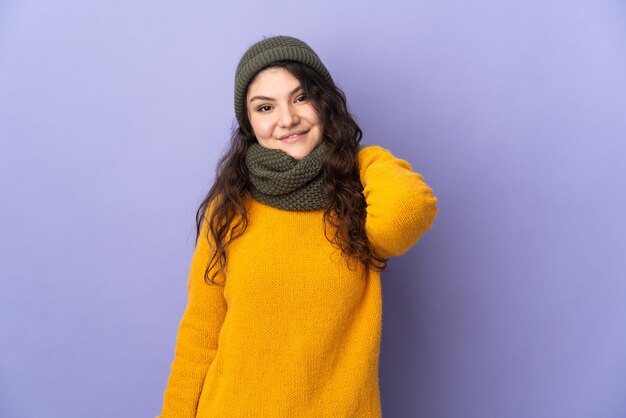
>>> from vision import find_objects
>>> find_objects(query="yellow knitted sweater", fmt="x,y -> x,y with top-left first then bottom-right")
158,145 -> 438,418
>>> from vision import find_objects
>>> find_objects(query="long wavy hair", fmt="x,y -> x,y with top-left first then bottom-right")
195,60 -> 387,285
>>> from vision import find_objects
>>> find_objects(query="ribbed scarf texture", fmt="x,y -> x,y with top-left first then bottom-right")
245,142 -> 326,211
245,143 -> 370,211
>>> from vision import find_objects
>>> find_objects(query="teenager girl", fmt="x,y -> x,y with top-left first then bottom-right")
158,35 -> 438,417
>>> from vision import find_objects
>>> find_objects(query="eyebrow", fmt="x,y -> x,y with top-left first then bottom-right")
249,85 -> 304,103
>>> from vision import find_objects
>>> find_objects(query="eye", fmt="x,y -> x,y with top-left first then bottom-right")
295,94 -> 307,103
257,105 -> 271,112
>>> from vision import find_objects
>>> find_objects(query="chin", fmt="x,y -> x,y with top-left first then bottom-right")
285,150 -> 307,160
284,144 -> 316,160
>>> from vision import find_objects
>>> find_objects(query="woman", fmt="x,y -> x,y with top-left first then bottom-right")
158,35 -> 438,418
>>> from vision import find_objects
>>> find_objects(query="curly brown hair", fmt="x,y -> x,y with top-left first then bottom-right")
195,60 -> 387,285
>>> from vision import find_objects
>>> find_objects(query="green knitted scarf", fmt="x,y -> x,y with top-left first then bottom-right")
245,142 -> 326,211
245,142 -> 370,211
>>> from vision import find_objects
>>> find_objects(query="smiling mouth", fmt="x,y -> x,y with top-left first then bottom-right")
279,131 -> 308,142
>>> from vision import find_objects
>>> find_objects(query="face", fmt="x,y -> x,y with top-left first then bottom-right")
246,67 -> 323,160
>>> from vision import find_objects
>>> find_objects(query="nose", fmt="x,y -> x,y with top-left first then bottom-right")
277,104 -> 299,128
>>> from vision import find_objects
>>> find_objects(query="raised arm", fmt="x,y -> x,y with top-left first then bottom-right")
357,145 -> 439,258
158,209 -> 228,418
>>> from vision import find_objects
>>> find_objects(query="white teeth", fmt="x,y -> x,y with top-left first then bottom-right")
281,132 -> 305,140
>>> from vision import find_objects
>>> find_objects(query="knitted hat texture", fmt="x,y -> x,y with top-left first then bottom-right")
234,35 -> 334,125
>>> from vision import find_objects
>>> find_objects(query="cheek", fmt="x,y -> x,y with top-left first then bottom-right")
249,116 -> 272,138
304,106 -> 322,126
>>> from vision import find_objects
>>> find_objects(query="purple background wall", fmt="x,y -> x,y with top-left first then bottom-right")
1,1 -> 625,417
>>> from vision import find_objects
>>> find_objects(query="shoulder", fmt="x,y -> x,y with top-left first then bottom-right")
354,143 -> 439,257
357,143 -> 377,154
356,143 -> 401,160
356,144 -> 413,178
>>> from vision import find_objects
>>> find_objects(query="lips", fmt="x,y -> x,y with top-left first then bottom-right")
279,130 -> 308,140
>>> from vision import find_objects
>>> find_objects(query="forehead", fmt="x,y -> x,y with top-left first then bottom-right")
246,67 -> 300,97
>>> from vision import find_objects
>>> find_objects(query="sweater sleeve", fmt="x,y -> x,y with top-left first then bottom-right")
158,208 -> 228,418
357,145 -> 439,258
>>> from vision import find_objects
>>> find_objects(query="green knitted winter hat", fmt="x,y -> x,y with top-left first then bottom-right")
234,35 -> 334,126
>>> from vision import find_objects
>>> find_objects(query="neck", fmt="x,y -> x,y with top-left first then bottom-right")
244,142 -> 326,211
